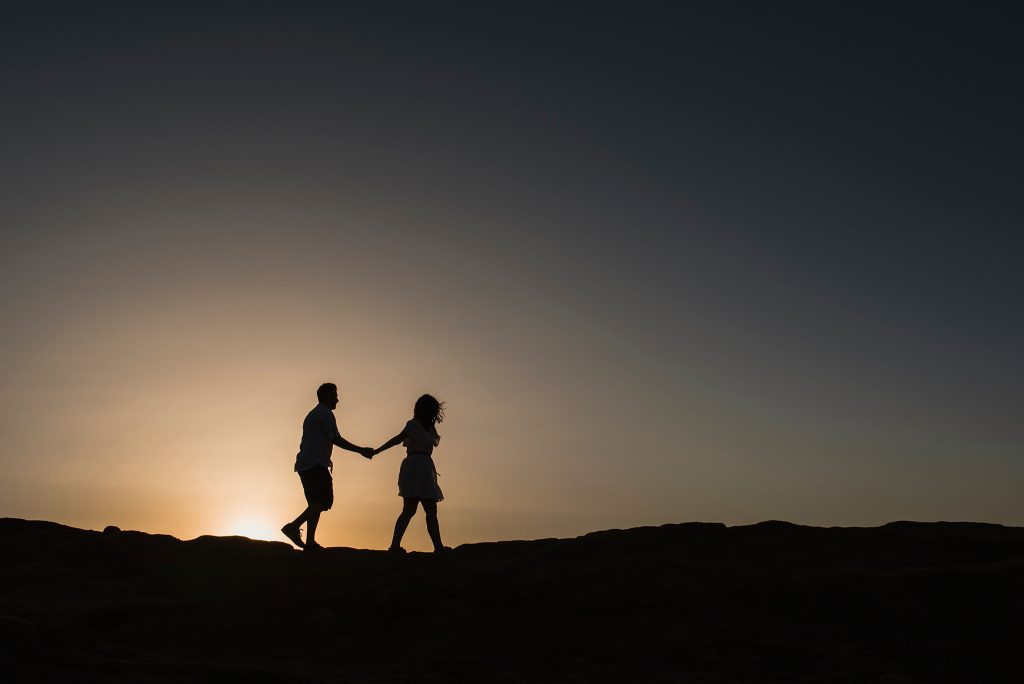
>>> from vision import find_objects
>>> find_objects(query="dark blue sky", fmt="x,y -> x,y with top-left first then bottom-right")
1,2 -> 1021,539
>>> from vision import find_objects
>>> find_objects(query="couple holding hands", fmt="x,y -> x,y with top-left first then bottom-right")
281,383 -> 448,554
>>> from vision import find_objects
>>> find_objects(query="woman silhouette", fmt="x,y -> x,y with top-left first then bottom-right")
373,394 -> 450,553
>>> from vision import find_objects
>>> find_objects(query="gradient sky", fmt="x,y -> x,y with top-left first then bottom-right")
2,2 -> 1021,550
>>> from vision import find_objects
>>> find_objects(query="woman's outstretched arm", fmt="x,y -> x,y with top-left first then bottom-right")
373,433 -> 405,456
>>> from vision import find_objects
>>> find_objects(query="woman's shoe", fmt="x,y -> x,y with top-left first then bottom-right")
304,541 -> 325,553
433,546 -> 452,554
388,546 -> 407,555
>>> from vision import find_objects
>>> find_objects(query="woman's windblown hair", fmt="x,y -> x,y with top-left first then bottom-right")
413,394 -> 445,428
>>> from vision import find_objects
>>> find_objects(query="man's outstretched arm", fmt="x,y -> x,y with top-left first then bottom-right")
333,431 -> 374,458
322,409 -> 373,458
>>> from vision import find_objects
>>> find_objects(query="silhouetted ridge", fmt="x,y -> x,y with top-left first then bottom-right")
1,517 -> 1021,682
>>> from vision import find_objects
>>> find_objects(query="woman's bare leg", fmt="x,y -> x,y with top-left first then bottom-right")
390,497 -> 419,550
422,500 -> 445,552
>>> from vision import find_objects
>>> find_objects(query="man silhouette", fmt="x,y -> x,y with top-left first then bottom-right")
281,382 -> 374,551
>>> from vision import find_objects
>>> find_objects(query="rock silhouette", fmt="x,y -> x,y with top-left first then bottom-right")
1,517 -> 1021,682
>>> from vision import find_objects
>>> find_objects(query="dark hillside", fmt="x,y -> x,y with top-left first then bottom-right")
1,518 -> 1022,682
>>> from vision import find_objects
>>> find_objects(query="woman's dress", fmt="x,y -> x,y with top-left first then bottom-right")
397,419 -> 443,501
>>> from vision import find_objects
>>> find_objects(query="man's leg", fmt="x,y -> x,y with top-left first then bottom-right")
390,497 -> 419,551
282,507 -> 309,548
290,466 -> 331,551
290,508 -> 309,528
306,506 -> 324,547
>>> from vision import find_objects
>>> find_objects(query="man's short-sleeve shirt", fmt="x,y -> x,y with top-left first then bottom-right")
294,404 -> 340,473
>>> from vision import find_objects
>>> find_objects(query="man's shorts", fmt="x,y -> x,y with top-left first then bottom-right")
298,465 -> 334,511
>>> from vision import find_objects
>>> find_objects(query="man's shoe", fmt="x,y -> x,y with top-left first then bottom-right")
281,523 -> 305,549
304,541 -> 325,553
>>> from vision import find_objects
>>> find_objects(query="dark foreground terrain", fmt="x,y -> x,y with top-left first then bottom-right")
1,518 -> 1022,683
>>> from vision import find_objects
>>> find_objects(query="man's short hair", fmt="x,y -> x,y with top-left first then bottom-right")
316,383 -> 338,403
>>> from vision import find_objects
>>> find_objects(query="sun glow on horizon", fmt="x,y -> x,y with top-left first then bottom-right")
220,514 -> 279,542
